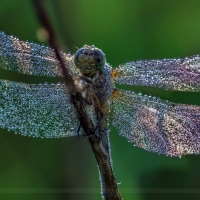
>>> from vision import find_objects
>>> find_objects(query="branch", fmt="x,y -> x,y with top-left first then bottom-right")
31,0 -> 122,199
31,0 -> 75,94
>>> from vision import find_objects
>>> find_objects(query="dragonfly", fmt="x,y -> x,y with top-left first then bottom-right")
0,31 -> 200,158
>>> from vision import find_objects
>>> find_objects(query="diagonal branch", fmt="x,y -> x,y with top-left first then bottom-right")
31,0 -> 75,94
31,0 -> 122,199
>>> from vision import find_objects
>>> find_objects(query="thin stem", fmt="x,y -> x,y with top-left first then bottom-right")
31,0 -> 75,94
31,1 -> 122,199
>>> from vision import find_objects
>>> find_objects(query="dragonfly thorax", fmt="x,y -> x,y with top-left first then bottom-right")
74,45 -> 105,77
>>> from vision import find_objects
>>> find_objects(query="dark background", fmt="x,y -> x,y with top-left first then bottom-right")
0,0 -> 200,200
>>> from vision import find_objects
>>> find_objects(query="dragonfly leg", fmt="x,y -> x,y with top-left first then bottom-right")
78,75 -> 93,84
71,88 -> 92,105
72,76 -> 108,138
76,123 -> 82,136
71,90 -> 98,137
80,92 -> 104,137
83,113 -> 103,138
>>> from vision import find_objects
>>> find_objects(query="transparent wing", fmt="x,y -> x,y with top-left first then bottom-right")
112,89 -> 200,157
0,32 -> 78,77
0,80 -> 79,138
112,55 -> 200,91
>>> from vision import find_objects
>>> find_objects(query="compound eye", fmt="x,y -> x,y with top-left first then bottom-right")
74,47 -> 85,68
93,49 -> 105,70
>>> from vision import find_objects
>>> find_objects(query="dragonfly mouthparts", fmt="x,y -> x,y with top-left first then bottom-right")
74,45 -> 106,77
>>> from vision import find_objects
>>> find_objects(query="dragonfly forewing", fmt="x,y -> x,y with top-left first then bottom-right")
0,80 -> 79,138
0,32 -> 78,77
113,55 -> 200,91
112,89 -> 200,157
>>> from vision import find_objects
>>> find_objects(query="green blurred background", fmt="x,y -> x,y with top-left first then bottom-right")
0,0 -> 200,200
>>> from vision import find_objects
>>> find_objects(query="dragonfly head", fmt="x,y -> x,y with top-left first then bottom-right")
74,45 -> 105,77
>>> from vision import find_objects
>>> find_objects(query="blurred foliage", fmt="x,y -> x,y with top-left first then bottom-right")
0,0 -> 200,200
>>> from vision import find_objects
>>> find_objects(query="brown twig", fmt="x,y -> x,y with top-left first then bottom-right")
31,0 -> 122,199
72,98 -> 122,200
31,0 -> 75,94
